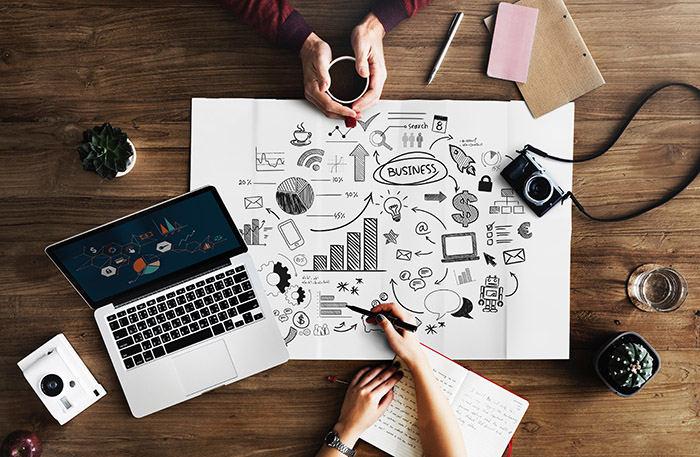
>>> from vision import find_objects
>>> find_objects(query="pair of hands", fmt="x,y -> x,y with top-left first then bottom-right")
300,13 -> 387,120
331,302 -> 427,446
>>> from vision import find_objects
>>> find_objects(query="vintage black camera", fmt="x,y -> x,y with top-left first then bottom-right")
500,146 -> 565,217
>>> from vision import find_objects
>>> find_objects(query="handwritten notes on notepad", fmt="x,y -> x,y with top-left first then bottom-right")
361,346 -> 529,457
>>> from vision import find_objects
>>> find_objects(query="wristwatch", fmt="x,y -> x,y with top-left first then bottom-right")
324,430 -> 356,457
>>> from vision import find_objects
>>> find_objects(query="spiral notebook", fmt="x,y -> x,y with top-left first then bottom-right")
361,345 -> 529,457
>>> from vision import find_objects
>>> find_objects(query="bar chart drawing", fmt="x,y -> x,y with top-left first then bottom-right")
319,293 -> 351,318
455,268 -> 474,285
239,218 -> 266,246
306,218 -> 384,272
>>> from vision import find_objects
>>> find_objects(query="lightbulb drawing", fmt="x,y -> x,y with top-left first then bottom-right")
383,197 -> 402,222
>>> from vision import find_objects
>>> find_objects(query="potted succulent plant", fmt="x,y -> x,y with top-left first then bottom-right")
594,331 -> 660,397
78,123 -> 136,179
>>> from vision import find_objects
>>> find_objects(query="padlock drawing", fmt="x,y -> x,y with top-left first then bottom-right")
478,175 -> 493,192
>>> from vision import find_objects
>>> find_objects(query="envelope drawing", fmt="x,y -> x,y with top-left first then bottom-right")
396,249 -> 412,261
503,248 -> 526,265
244,196 -> 263,209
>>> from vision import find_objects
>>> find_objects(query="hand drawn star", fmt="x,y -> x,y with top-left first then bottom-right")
425,324 -> 438,335
355,278 -> 364,284
383,229 -> 399,244
337,282 -> 349,292
438,321 -> 446,328
350,286 -> 360,295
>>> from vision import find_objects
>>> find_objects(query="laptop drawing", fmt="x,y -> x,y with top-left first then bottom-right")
46,186 -> 289,418
441,232 -> 480,263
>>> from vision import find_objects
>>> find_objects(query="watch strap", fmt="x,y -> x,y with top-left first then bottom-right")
325,430 -> 356,457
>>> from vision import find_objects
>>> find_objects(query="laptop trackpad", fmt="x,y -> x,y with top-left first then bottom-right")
173,340 -> 238,396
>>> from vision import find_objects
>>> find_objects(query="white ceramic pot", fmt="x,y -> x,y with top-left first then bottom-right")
116,139 -> 136,177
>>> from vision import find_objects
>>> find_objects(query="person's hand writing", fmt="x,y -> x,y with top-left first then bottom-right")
333,363 -> 403,446
300,32 -> 358,120
368,302 -> 426,369
350,13 -> 387,114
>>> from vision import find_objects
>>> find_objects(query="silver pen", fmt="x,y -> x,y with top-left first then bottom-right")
427,12 -> 464,85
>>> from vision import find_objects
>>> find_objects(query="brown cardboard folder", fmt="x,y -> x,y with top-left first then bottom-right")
485,0 -> 605,118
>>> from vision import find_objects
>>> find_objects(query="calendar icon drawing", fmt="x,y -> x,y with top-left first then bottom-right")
432,115 -> 448,134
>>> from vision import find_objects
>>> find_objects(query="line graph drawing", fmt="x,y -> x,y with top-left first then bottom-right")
255,147 -> 285,171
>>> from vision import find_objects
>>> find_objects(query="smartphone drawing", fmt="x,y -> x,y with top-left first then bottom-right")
278,219 -> 305,250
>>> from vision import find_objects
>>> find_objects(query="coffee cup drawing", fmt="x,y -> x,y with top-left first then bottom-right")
290,122 -> 312,146
327,56 -> 370,105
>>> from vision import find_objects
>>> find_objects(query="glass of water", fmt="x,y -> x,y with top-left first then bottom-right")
627,264 -> 688,312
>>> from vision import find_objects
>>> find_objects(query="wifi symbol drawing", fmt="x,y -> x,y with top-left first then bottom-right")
297,148 -> 325,171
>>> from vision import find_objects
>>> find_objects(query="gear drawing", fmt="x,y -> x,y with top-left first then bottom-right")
285,285 -> 307,306
258,260 -> 292,295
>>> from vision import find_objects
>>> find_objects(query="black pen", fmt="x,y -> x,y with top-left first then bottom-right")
346,305 -> 418,332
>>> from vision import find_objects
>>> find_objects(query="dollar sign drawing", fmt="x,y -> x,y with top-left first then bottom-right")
451,190 -> 479,228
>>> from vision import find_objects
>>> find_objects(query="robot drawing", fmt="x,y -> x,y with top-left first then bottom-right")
479,275 -> 504,313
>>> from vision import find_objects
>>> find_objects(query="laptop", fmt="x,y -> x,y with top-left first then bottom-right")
46,186 -> 289,418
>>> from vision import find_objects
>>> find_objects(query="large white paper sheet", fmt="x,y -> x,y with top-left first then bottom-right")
191,99 -> 572,360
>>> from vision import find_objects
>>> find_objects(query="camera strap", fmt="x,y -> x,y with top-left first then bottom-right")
522,83 -> 700,222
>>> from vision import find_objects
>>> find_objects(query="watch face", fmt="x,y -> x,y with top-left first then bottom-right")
325,431 -> 337,445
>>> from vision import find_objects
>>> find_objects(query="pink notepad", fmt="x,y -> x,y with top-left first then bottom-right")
487,2 -> 539,83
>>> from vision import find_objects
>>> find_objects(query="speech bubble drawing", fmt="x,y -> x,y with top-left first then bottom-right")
424,289 -> 462,320
409,278 -> 426,291
379,292 -> 389,301
399,270 -> 411,281
418,267 -> 433,278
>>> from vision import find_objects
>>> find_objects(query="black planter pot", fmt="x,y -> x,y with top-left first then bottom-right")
593,331 -> 660,397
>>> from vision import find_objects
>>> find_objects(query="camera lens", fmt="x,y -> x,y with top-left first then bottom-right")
524,173 -> 553,205
40,374 -> 64,397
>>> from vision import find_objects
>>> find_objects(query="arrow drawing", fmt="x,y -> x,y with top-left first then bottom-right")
415,251 -> 432,257
266,208 -> 280,220
449,175 -> 459,192
506,272 -> 519,297
373,150 -> 381,165
350,144 -> 370,182
390,279 -> 424,314
424,191 -> 446,203
311,193 -> 374,232
435,268 -> 448,285
426,236 -> 435,244
333,323 -> 358,333
411,206 -> 447,230
484,252 -> 497,267
429,134 -> 454,150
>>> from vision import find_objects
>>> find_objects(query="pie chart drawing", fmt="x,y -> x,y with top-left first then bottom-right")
133,255 -> 161,275
482,150 -> 502,168
276,177 -> 315,215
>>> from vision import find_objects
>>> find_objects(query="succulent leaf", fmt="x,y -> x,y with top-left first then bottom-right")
77,123 -> 133,179
607,342 -> 654,388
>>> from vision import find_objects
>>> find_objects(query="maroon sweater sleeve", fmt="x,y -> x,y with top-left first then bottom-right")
220,0 -> 313,55
371,0 -> 435,33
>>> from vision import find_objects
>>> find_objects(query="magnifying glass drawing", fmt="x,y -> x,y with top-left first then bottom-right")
369,130 -> 393,151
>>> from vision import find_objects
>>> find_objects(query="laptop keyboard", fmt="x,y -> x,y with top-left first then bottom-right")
106,265 -> 264,370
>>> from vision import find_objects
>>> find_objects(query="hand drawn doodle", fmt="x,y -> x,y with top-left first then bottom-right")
399,270 -> 411,281
283,327 -> 298,345
313,324 -> 331,336
424,191 -> 447,203
435,268 -> 448,285
431,115 -> 448,134
409,278 -> 426,291
429,134 -> 453,151
277,308 -> 293,322
290,122 -> 312,146
415,221 -> 430,236
441,232 -> 480,263
384,229 -> 399,244
418,267 -> 433,278
362,317 -> 384,333
349,144 -> 370,182
481,150 -> 502,170
448,145 -> 476,175
479,276 -> 503,312
357,112 -> 380,131
379,292 -> 389,301
415,250 -> 432,257
389,111 -> 426,121
297,148 -> 324,171
417,133 -> 424,148
337,282 -> 349,292
424,289 -> 462,320
503,248 -> 526,265
278,219 -> 305,250
255,148 -> 285,172
276,177 -> 314,215
438,322 -> 446,328
328,125 -> 352,138
258,261 -> 292,295
319,294 -> 351,318
396,249 -> 412,261
478,176 -> 493,192
285,286 -> 308,306
350,286 -> 359,295
451,297 -> 474,319
451,190 -> 479,228
484,252 -> 497,267
265,208 -> 281,221
373,151 -> 448,186
454,268 -> 474,285
389,279 -> 424,314
308,216 -> 383,272
518,222 -> 533,239
355,278 -> 364,284
383,196 -> 403,222
333,322 -> 358,333
486,222 -> 513,245
425,324 -> 438,335
293,254 -> 308,266
506,272 -> 519,297
489,189 -> 525,214
292,311 -> 310,328
243,196 -> 264,210
328,155 -> 347,173
311,193 -> 374,233
302,329 -> 311,336
369,129 -> 393,151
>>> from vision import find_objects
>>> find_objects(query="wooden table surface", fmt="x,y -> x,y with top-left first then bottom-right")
2,0 -> 700,456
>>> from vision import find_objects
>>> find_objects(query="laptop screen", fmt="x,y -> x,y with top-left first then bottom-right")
46,186 -> 246,309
